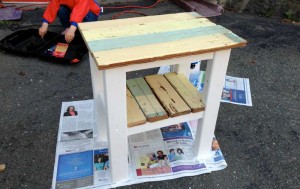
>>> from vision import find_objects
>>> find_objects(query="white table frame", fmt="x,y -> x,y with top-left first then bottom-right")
89,49 -> 231,184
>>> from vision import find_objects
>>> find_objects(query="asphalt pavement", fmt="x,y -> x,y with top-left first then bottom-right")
0,1 -> 299,189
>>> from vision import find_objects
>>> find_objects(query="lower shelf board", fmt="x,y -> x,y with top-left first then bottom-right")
127,110 -> 204,136
126,88 -> 147,127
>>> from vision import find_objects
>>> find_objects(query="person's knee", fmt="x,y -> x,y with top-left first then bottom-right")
58,5 -> 69,16
83,12 -> 98,22
58,5 -> 71,27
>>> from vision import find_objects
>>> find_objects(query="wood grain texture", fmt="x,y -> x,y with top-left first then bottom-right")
79,12 -> 247,70
88,25 -> 227,52
92,33 -> 246,69
126,88 -> 147,127
145,74 -> 191,117
79,12 -> 204,31
164,72 -> 205,112
82,18 -> 215,42
127,78 -> 168,122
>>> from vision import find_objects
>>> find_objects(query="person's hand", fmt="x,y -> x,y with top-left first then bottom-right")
39,22 -> 48,39
65,25 -> 77,43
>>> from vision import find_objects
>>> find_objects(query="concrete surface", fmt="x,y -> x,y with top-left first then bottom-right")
0,1 -> 299,189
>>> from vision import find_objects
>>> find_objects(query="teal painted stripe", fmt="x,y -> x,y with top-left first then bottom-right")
127,77 -> 167,118
135,77 -> 167,117
87,25 -> 229,52
224,32 -> 247,43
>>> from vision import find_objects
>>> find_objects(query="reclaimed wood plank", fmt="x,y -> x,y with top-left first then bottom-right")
145,74 -> 191,117
126,88 -> 147,127
92,33 -> 246,69
127,78 -> 168,122
88,25 -> 227,52
165,72 -> 203,98
82,18 -> 215,42
164,72 -> 205,112
177,74 -> 204,101
79,12 -> 205,31
134,77 -> 167,118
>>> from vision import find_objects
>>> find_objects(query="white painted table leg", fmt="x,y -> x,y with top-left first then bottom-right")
89,54 -> 108,142
173,62 -> 191,77
103,68 -> 128,183
194,49 -> 231,159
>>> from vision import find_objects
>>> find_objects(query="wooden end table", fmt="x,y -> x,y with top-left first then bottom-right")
78,12 -> 246,184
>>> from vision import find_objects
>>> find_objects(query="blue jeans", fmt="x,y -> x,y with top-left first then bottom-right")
57,5 -> 98,28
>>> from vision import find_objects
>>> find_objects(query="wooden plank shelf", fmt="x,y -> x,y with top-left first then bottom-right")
145,74 -> 191,117
127,110 -> 204,136
127,78 -> 168,123
96,87 -> 204,134
126,72 -> 205,129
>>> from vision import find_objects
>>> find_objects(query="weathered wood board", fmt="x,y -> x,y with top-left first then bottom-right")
145,74 -> 191,117
127,78 -> 168,122
79,12 -> 247,70
126,88 -> 147,127
164,72 -> 205,112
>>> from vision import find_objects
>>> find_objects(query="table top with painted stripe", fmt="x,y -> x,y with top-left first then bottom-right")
78,12 -> 247,70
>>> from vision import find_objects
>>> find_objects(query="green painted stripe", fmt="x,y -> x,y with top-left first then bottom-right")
135,78 -> 154,96
127,78 -> 157,118
127,78 -> 167,118
224,32 -> 247,43
127,79 -> 144,96
88,25 -> 228,52
135,78 -> 167,117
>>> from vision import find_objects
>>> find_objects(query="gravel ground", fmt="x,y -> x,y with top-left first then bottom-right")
0,1 -> 299,189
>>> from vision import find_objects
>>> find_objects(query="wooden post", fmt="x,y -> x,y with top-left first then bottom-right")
103,67 -> 128,183
173,62 -> 191,78
89,53 -> 108,142
194,49 -> 231,159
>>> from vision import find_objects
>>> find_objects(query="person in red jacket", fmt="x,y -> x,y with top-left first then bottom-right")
39,0 -> 102,43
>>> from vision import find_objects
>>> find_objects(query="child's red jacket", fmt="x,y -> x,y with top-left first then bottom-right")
43,0 -> 101,24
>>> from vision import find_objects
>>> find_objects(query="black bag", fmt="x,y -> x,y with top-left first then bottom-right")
0,28 -> 88,64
